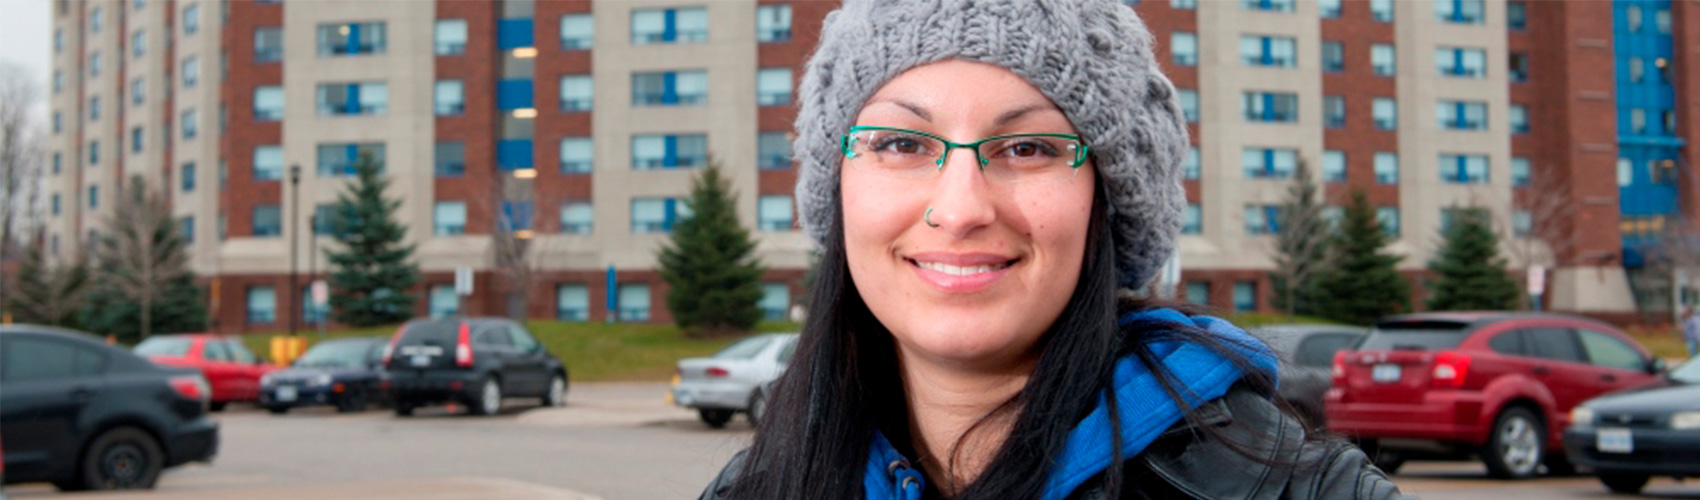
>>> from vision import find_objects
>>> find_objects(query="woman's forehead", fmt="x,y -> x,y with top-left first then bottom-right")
858,61 -> 1069,124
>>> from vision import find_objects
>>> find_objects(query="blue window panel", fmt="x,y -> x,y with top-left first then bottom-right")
664,9 -> 678,42
663,198 -> 680,231
498,79 -> 534,110
1264,206 -> 1280,234
344,84 -> 360,115
497,18 -> 534,49
502,201 -> 534,231
498,139 -> 533,170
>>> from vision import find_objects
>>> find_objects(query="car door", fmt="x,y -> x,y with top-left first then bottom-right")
1575,329 -> 1659,399
505,323 -> 549,396
0,335 -> 109,481
198,338 -> 239,400
223,339 -> 264,400
473,324 -> 524,393
1522,327 -> 1594,415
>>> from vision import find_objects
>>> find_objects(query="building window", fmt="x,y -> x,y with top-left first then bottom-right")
1436,47 -> 1487,78
1244,205 -> 1279,235
54,28 -> 63,53
1507,1 -> 1526,29
1172,32 -> 1198,66
1321,41 -> 1343,72
1630,109 -> 1646,135
1240,0 -> 1294,13
254,27 -> 283,63
631,197 -> 692,233
1242,91 -> 1297,123
560,201 -> 593,234
1370,0 -> 1393,22
316,143 -> 385,176
301,286 -> 327,323
1186,282 -> 1210,306
89,141 -> 100,166
1183,204 -> 1202,234
1239,35 -> 1295,68
1376,206 -> 1400,237
1233,281 -> 1257,312
53,70 -> 62,94
556,137 -> 593,174
1183,147 -> 1200,180
759,132 -> 792,169
132,31 -> 146,58
1323,150 -> 1346,183
1512,210 -> 1532,237
560,75 -> 593,111
1439,154 -> 1489,184
1510,104 -> 1529,134
51,193 -> 60,215
92,6 -> 104,32
757,68 -> 793,106
1509,53 -> 1529,82
616,284 -> 651,322
1372,98 -> 1397,130
1242,148 -> 1297,179
312,204 -> 334,235
632,70 -> 708,106
1324,95 -> 1345,128
184,4 -> 200,35
632,7 -> 708,44
52,112 -> 60,134
247,286 -> 276,324
434,19 -> 467,55
317,22 -> 387,56
52,152 -> 60,174
760,283 -> 790,321
253,86 -> 284,121
560,14 -> 594,50
500,201 -> 533,233
1511,157 -> 1530,187
631,134 -> 708,169
89,95 -> 100,121
1437,100 -> 1487,131
1322,206 -> 1343,228
1664,110 -> 1677,134
181,109 -> 198,140
434,201 -> 466,236
1435,0 -> 1483,24
182,217 -> 195,244
1629,57 -> 1644,83
252,145 -> 283,181
434,80 -> 464,115
90,51 -> 102,78
316,82 -> 388,116
757,4 -> 792,43
1374,152 -> 1398,184
130,78 -> 144,106
182,56 -> 199,88
218,213 -> 226,240
758,195 -> 793,231
1629,6 -> 1646,32
130,127 -> 143,153
435,142 -> 465,177
1657,8 -> 1672,34
1179,89 -> 1199,123
252,204 -> 282,237
1318,0 -> 1340,17
182,163 -> 196,192
1618,158 -> 1633,186
556,285 -> 589,321
88,185 -> 98,208
1371,44 -> 1396,76
1173,0 -> 1197,9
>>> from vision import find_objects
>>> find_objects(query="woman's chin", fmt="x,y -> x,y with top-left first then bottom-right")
894,323 -> 1035,370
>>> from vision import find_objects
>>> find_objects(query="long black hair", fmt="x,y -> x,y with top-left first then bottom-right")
728,178 -> 1279,500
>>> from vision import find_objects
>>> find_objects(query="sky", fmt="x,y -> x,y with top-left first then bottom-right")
0,0 -> 53,121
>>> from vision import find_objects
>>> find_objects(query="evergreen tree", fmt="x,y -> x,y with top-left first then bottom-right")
1269,159 -> 1331,317
1312,191 -> 1410,325
658,161 -> 765,337
326,153 -> 420,326
1427,206 -> 1521,311
79,176 -> 206,342
10,235 -> 89,328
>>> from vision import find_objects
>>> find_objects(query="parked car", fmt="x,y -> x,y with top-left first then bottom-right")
1254,324 -> 1366,431
1,325 -> 218,491
1326,312 -> 1661,478
672,333 -> 798,428
259,338 -> 389,414
134,333 -> 277,411
383,317 -> 568,417
1563,355 -> 1696,494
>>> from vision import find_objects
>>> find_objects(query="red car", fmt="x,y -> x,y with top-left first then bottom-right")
1326,312 -> 1661,479
135,334 -> 277,411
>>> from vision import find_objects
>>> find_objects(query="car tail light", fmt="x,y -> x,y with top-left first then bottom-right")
169,375 -> 211,403
1331,351 -> 1347,382
455,322 -> 474,368
1431,351 -> 1471,389
382,324 -> 410,366
705,367 -> 730,378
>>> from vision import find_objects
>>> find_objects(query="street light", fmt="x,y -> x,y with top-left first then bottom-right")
289,164 -> 301,337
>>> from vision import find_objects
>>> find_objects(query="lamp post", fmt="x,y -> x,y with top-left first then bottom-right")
289,164 -> 301,337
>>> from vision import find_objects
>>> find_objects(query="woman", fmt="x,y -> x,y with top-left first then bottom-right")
701,1 -> 1407,499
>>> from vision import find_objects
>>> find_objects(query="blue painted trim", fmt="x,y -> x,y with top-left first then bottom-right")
663,9 -> 677,42
606,266 -> 617,316
347,24 -> 360,55
663,198 -> 677,230
497,79 -> 534,110
664,135 -> 678,168
1619,135 -> 1686,147
497,18 -> 535,49
662,72 -> 677,104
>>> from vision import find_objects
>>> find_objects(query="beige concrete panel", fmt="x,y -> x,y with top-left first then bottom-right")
417,236 -> 495,272
1549,266 -> 1638,313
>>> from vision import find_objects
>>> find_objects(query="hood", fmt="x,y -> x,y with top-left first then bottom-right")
1585,380 -> 1700,413
272,365 -> 374,381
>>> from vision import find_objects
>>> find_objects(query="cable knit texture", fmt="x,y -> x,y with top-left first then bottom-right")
794,0 -> 1190,289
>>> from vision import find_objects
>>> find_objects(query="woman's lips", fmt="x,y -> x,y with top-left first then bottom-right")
907,257 -> 1017,293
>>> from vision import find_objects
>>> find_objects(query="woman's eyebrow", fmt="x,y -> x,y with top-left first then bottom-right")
867,98 -> 933,122
994,103 -> 1058,126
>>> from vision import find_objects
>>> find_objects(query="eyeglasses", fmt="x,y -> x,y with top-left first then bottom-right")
840,126 -> 1090,184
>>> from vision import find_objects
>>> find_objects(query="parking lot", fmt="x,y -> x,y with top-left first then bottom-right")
2,381 -> 1694,500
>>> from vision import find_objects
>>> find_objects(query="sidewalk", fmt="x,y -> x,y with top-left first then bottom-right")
517,381 -> 704,428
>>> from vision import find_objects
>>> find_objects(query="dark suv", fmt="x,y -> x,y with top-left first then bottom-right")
383,318 -> 568,416
1326,312 -> 1661,479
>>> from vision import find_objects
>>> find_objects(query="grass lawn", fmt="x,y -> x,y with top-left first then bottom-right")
240,320 -> 801,382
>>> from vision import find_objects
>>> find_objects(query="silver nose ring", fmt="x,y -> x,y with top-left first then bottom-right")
924,207 -> 940,228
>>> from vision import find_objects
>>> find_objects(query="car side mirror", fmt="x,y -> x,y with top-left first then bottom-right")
1649,357 -> 1667,375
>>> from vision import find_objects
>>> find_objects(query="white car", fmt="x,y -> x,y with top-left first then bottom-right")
671,333 -> 798,428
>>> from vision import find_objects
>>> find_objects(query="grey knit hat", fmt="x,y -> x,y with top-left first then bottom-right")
793,0 -> 1190,290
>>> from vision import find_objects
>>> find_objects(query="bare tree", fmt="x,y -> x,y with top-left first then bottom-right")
1270,158 -> 1331,319
481,173 -> 574,320
94,176 -> 191,338
0,62 -> 46,315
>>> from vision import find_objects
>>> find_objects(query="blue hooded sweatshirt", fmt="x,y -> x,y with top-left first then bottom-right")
862,308 -> 1279,500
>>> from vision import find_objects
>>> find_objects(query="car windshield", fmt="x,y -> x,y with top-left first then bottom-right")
1672,357 -> 1700,384
293,341 -> 373,368
133,336 -> 194,357
1359,321 -> 1470,351
714,336 -> 774,360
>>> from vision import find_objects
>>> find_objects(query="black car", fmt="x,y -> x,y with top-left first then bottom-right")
1255,324 -> 1366,431
0,325 -> 218,491
383,317 -> 569,416
260,338 -> 389,414
1563,355 -> 1700,494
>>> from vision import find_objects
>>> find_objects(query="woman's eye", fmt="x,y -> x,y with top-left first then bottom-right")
875,137 -> 926,154
1001,140 -> 1059,158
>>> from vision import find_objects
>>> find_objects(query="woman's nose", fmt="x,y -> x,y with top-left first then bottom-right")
923,147 -> 996,236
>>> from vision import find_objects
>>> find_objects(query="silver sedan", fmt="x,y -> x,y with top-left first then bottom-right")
671,333 -> 798,428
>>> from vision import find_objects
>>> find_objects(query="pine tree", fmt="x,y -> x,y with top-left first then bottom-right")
79,176 -> 206,342
1428,206 -> 1521,311
326,153 -> 420,327
1311,191 -> 1411,325
10,235 -> 89,328
1269,159 -> 1331,317
658,161 -> 765,337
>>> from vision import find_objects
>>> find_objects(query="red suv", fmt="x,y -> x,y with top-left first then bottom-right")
1326,312 -> 1661,479
135,334 -> 277,411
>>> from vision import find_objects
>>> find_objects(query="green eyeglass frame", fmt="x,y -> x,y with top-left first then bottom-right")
841,126 -> 1091,169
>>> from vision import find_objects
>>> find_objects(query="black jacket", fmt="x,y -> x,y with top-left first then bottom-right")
698,386 -> 1409,500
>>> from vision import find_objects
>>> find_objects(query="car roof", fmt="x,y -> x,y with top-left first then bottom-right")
1374,311 -> 1615,330
1254,324 -> 1366,336
0,324 -> 112,347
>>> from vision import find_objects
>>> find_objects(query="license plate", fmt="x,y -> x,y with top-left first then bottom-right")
410,355 -> 430,367
1371,364 -> 1401,383
276,385 -> 297,403
1597,428 -> 1633,454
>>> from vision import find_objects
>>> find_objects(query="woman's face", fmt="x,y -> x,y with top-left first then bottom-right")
842,60 -> 1096,371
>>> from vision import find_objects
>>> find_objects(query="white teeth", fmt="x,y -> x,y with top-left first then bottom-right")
915,261 -> 1009,276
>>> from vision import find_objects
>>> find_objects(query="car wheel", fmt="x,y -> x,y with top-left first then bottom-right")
747,390 -> 767,427
473,377 -> 503,416
266,405 -> 290,415
208,401 -> 227,412
1482,406 -> 1544,479
78,427 -> 164,490
541,374 -> 567,408
699,409 -> 734,428
1599,472 -> 1650,494
394,402 -> 415,417
337,387 -> 369,413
